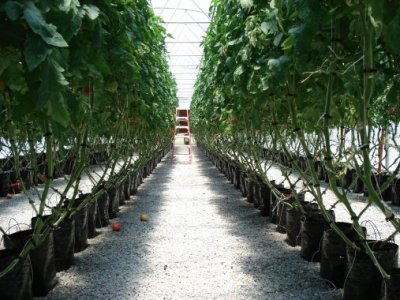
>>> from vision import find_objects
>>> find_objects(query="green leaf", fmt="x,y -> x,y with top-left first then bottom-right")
58,0 -> 72,11
83,4 -> 100,20
240,0 -> 253,9
24,2 -> 68,48
24,35 -> 52,71
47,92 -> 70,127
260,22 -> 269,35
384,13 -> 400,54
273,32 -> 284,47
4,1 -> 24,21
38,58 -> 68,107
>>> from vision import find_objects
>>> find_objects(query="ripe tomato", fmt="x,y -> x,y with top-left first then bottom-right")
231,116 -> 237,124
111,223 -> 122,232
83,87 -> 92,97
0,80 -> 4,92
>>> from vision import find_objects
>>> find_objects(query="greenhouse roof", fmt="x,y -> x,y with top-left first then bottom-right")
151,0 -> 211,109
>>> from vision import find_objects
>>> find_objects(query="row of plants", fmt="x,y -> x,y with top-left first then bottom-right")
191,0 -> 399,299
202,146 -> 399,299
0,0 -> 177,298
0,146 -> 169,299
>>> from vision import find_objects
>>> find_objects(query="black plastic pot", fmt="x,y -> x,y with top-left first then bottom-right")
53,217 -> 75,271
233,167 -> 241,189
0,170 -> 11,197
344,241 -> 399,300
37,163 -> 48,184
96,192 -> 110,228
245,178 -> 254,203
4,229 -> 58,297
285,201 -> 313,247
269,186 -> 290,224
20,168 -> 32,190
364,174 -> 379,197
0,248 -> 32,300
382,268 -> 400,300
259,182 -> 272,217
320,222 -> 366,288
129,171 -> 138,195
239,173 -> 247,197
68,195 -> 89,253
379,174 -> 393,202
118,183 -> 126,206
391,177 -> 400,206
124,176 -> 131,200
228,165 -> 234,183
64,156 -> 75,175
276,193 -> 294,233
300,210 -> 334,262
253,182 -> 261,208
107,185 -> 120,219
87,198 -> 98,238
340,169 -> 355,189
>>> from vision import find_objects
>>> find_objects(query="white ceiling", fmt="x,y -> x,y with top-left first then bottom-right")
151,0 -> 211,109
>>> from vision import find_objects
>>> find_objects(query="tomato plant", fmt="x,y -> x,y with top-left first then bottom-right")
0,0 -> 177,279
191,0 -> 400,281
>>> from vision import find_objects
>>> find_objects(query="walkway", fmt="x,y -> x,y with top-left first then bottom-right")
47,146 -> 340,300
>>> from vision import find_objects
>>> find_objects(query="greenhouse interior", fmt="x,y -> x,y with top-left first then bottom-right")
0,0 -> 400,299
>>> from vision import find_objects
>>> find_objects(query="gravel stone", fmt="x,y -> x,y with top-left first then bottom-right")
44,147 -> 341,300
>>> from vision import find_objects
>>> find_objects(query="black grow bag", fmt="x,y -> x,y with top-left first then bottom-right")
129,170 -> 138,195
72,208 -> 88,253
66,195 -> 89,252
276,193 -> 294,233
118,183 -> 126,206
239,173 -> 247,197
20,168 -> 32,190
259,182 -> 272,217
96,192 -> 110,228
87,198 -> 98,238
382,268 -> 400,300
123,176 -> 131,200
285,201 -> 317,247
344,241 -> 399,300
320,222 -> 366,288
392,177 -> 400,206
300,210 -> 334,262
245,178 -> 254,203
4,229 -> 58,297
0,248 -> 32,300
233,167 -> 242,189
0,170 -> 11,197
253,182 -> 261,209
269,186 -> 291,224
53,217 -> 75,271
107,185 -> 120,219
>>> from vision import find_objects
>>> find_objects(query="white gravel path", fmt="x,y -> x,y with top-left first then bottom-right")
44,146 -> 341,300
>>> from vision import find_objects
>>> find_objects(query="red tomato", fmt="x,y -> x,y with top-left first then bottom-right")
10,182 -> 22,190
83,87 -> 92,97
231,116 -> 237,124
0,80 -> 4,92
112,223 -> 122,232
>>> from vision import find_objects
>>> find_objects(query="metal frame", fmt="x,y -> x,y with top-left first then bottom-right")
151,0 -> 211,107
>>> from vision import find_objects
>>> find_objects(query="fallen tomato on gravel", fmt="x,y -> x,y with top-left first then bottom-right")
140,214 -> 150,222
111,223 -> 122,232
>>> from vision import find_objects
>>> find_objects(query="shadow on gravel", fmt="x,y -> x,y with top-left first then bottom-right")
194,148 -> 342,300
47,155 -> 175,300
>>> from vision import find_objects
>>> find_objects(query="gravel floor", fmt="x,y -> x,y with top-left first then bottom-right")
44,146 -> 342,300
